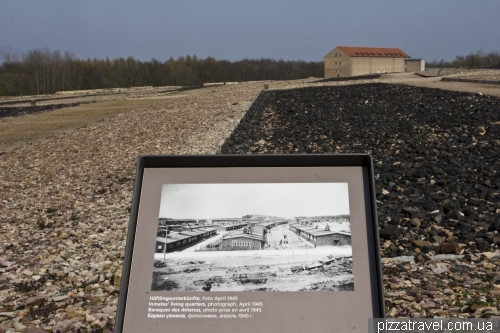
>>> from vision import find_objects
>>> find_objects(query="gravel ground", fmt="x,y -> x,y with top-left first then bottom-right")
382,253 -> 500,318
417,69 -> 500,81
451,69 -> 500,81
1,76 -> 500,331
0,84 -> 262,332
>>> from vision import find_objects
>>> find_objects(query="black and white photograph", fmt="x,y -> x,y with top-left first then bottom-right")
151,183 -> 353,292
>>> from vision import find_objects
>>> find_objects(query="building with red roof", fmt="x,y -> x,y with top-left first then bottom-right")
324,46 -> 415,78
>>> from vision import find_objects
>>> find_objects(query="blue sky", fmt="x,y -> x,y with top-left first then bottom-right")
1,0 -> 499,62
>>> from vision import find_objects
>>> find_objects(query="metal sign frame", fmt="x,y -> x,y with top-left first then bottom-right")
115,154 -> 385,333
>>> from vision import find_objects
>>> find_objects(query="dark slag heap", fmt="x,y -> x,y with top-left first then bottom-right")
221,83 -> 500,257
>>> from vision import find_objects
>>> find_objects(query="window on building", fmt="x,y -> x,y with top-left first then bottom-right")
339,62 -> 341,65
232,240 -> 252,247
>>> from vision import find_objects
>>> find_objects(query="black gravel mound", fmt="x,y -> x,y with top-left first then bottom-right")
0,102 -> 91,119
221,83 -> 500,257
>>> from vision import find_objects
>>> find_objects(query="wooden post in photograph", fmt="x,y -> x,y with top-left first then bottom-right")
163,230 -> 167,261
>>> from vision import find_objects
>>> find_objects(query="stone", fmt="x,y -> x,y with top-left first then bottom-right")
421,301 -> 436,309
451,264 -> 473,273
414,253 -> 430,264
386,291 -> 405,297
411,217 -> 421,228
379,225 -> 400,239
51,319 -> 74,333
482,251 -> 500,260
114,268 -> 122,288
473,306 -> 499,317
440,242 -> 460,254
46,207 -> 58,214
13,321 -> 26,331
22,328 -> 47,333
425,283 -> 440,291
49,295 -> 69,302
433,214 -> 443,223
101,306 -> 116,315
387,307 -> 398,317
433,264 -> 449,274
412,303 -> 422,311
413,240 -> 429,247
26,296 -> 45,307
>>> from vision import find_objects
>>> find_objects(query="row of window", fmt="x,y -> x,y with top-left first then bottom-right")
356,68 -> 403,73
232,240 -> 252,247
333,53 -> 342,57
357,61 -> 395,64
334,69 -> 342,73
334,61 -> 341,65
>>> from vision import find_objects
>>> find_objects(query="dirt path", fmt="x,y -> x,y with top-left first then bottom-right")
379,72 -> 500,96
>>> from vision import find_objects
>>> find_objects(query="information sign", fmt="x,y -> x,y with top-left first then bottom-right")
115,154 -> 384,333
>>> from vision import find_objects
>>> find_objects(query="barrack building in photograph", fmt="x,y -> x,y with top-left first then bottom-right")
221,226 -> 266,250
289,223 -> 351,247
155,227 -> 217,253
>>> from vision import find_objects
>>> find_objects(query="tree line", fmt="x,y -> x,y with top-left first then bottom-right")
426,50 -> 500,69
0,48 -> 323,96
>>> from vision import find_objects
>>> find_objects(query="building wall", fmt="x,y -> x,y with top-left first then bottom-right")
405,60 -> 425,72
314,234 -> 351,246
324,47 -> 352,78
351,57 -> 405,76
156,229 -> 217,253
214,224 -> 246,232
221,238 -> 262,250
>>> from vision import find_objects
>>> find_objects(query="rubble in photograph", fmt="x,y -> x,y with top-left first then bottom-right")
221,83 -> 500,257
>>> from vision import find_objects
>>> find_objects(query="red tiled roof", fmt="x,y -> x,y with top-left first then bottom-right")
338,46 -> 410,58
